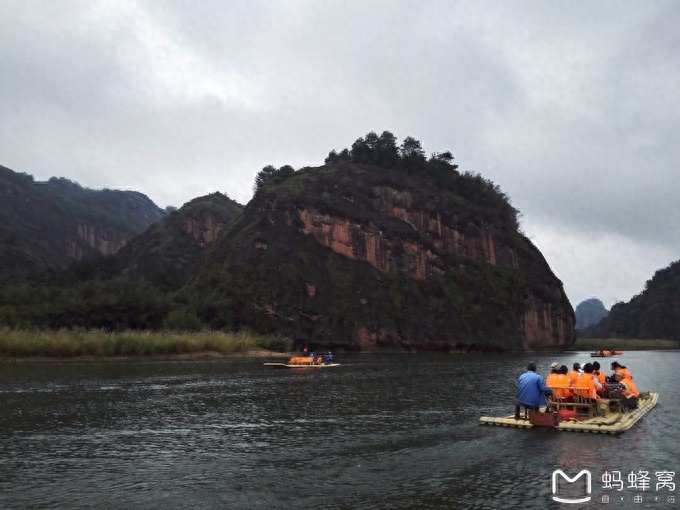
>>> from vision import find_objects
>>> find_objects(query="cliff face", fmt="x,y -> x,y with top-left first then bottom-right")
67,221 -> 128,259
294,186 -> 510,279
520,293 -> 573,350
184,213 -> 225,246
199,164 -> 574,351
285,184 -> 571,351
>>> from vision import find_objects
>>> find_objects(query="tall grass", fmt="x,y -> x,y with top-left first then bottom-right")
571,337 -> 679,351
0,328 -> 293,358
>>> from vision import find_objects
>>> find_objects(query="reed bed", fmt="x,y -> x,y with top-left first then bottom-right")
571,337 -> 679,351
0,328 -> 292,358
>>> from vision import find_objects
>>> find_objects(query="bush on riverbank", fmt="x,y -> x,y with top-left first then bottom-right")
0,328 -> 293,358
571,337 -> 679,351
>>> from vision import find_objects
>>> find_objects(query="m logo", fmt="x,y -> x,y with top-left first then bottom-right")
552,469 -> 592,504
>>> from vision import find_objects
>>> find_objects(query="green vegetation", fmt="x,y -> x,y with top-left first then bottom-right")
253,131 -> 520,231
0,328 -> 292,358
322,130 -> 520,230
0,164 -> 166,285
583,260 -> 680,341
570,337 -> 679,351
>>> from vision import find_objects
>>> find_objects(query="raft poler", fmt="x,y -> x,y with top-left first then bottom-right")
324,351 -> 334,364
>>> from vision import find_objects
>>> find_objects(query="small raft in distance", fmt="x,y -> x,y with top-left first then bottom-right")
264,356 -> 341,369
479,392 -> 658,435
590,349 -> 624,357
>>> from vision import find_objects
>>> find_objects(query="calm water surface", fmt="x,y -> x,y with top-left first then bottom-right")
1,351 -> 678,509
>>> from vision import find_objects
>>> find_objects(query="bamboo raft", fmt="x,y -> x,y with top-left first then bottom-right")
590,349 -> 624,357
264,356 -> 340,368
263,362 -> 341,368
479,392 -> 658,434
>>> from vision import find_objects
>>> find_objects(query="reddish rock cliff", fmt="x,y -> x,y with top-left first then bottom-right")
287,185 -> 573,350
294,186 -> 506,278
184,213 -> 225,247
67,221 -> 127,259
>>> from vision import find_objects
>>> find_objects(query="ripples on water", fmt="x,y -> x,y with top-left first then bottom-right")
1,352 -> 678,509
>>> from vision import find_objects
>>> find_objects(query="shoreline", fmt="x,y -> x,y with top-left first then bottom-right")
4,345 -> 678,364
0,349 -> 292,364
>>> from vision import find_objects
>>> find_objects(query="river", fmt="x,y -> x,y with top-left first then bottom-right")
1,351 -> 678,509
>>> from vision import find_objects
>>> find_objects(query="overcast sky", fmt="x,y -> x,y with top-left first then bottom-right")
2,0 -> 679,310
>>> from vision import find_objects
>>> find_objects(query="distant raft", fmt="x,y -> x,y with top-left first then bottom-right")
479,392 -> 658,435
264,356 -> 341,368
590,349 -> 624,357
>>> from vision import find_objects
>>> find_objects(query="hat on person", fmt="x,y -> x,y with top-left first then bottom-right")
550,362 -> 559,369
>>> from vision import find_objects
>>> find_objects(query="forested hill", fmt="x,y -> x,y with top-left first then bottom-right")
0,164 -> 167,284
0,132 -> 576,352
111,192 -> 243,291
191,131 -> 575,351
585,260 -> 680,341
1,192 -> 243,330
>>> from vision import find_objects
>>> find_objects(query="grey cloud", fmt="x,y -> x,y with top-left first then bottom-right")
1,0 -> 678,308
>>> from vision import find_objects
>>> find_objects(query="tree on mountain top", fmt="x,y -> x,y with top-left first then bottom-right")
253,164 -> 296,193
399,136 -> 427,167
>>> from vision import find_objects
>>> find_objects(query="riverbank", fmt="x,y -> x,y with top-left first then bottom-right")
0,349 -> 292,364
0,328 -> 293,362
570,337 -> 679,351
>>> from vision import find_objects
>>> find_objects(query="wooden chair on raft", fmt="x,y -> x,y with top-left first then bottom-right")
546,386 -> 597,419
546,385 -> 624,418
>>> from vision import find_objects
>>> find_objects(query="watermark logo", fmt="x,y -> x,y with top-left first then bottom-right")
552,469 -> 592,504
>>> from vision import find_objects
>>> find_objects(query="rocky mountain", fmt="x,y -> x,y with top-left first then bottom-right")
0,164 -> 167,284
113,192 -> 243,291
192,157 -> 574,352
586,260 -> 680,341
574,298 -> 609,330
1,191 -> 244,330
0,133 -> 576,351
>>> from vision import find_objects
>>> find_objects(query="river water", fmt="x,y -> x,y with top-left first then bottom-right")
1,351 -> 678,509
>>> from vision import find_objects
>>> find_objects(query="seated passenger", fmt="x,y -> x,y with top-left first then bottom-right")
573,363 -> 600,401
613,372 -> 639,409
592,361 -> 607,395
610,361 -> 633,382
557,365 -> 573,399
567,363 -> 581,386
546,366 -> 560,386
516,362 -> 552,411
546,365 -> 571,400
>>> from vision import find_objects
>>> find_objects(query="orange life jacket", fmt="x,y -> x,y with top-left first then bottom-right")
573,373 -> 598,400
546,373 -> 572,399
618,378 -> 639,398
567,370 -> 580,385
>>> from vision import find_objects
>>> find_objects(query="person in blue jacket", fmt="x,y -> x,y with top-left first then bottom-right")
516,362 -> 552,410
